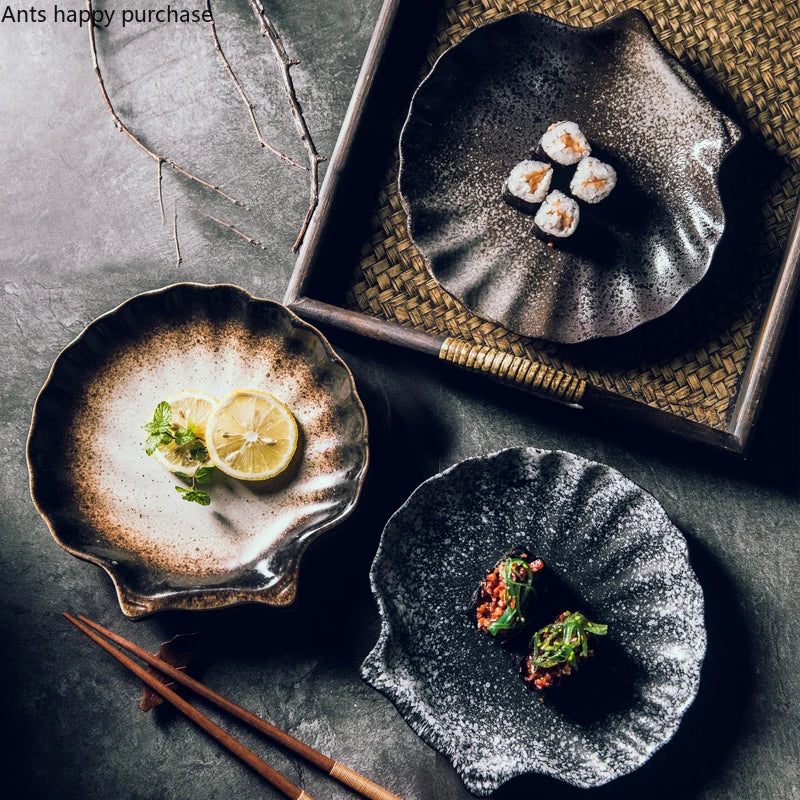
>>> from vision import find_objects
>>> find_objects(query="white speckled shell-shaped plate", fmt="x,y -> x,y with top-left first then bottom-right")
399,10 -> 741,342
27,283 -> 368,617
362,448 -> 704,794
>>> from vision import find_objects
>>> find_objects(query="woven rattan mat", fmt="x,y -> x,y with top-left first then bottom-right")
344,0 -> 799,430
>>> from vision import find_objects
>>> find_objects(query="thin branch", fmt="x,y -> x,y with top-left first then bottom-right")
87,0 -> 246,209
247,0 -> 326,252
173,202 -> 182,268
191,203 -> 266,250
205,0 -> 305,170
157,158 -> 165,222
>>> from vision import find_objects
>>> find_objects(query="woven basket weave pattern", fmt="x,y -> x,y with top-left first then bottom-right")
345,0 -> 799,430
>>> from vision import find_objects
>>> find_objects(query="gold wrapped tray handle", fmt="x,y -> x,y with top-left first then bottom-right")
440,337 -> 586,404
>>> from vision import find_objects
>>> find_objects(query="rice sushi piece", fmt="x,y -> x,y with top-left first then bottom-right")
570,157 -> 617,203
502,160 -> 554,213
540,121 -> 591,165
474,547 -> 545,638
533,190 -> 580,239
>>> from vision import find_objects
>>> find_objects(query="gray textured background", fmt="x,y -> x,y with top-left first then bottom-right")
1,2 -> 798,798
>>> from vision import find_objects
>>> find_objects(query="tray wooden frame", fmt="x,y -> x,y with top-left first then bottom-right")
286,0 -> 800,455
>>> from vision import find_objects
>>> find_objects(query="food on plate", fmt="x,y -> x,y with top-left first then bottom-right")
144,390 -> 217,475
533,190 -> 580,239
502,160 -> 554,212
144,388 -> 299,504
144,391 -> 217,505
475,548 -> 545,637
206,389 -> 298,481
500,123 -> 616,245
539,120 -> 591,165
521,610 -> 608,689
570,156 -> 617,203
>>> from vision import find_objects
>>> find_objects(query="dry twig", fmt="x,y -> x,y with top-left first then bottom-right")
87,0 -> 245,210
191,204 -> 267,250
247,0 -> 326,252
205,0 -> 304,170
156,159 -> 165,222
172,202 -> 182,267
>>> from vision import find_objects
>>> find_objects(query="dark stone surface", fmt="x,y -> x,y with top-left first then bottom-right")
0,3 -> 797,799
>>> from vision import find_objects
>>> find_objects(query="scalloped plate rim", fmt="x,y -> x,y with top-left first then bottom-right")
27,282 -> 369,618
361,446 -> 706,793
397,9 -> 742,343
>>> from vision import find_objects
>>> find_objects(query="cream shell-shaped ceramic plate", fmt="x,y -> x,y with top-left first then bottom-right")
27,283 -> 369,617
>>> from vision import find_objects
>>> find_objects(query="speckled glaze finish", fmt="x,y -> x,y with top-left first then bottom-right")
27,283 -> 368,617
361,448 -> 705,794
398,10 -> 741,343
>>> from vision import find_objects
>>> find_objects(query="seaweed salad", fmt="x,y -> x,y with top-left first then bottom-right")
475,548 -> 545,637
522,611 -> 608,690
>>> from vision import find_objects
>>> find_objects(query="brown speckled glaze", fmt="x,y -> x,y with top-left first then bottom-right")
399,10 -> 741,343
27,283 -> 368,617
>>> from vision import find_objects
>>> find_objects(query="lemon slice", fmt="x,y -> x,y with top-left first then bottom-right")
206,390 -> 298,481
152,390 -> 218,476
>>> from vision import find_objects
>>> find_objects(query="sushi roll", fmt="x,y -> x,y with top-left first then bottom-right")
539,121 -> 591,165
502,160 -> 554,213
474,547 -> 545,638
570,157 -> 617,203
533,190 -> 580,239
521,611 -> 608,690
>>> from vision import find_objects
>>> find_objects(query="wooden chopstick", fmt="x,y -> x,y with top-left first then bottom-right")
67,613 -> 403,800
64,613 -> 313,800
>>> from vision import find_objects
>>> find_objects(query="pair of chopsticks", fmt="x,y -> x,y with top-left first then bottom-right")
64,613 -> 402,800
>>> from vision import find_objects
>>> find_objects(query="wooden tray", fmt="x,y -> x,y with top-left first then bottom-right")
285,0 -> 800,454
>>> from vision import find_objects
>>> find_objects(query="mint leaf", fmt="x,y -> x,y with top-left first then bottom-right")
149,401 -> 172,431
194,466 -> 215,484
145,433 -> 164,456
187,490 -> 211,506
174,427 -> 196,447
175,486 -> 211,506
173,471 -> 193,483
144,401 -> 175,452
189,441 -> 209,462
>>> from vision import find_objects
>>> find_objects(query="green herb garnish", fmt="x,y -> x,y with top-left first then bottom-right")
487,557 -> 539,636
173,464 -> 216,506
189,441 -> 209,462
530,611 -> 608,670
143,401 -> 175,455
175,486 -> 211,506
143,401 -> 202,454
144,400 -> 215,506
194,465 -> 215,484
174,424 -> 198,447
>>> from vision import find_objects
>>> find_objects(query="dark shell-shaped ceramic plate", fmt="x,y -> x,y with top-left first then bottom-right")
27,283 -> 368,617
399,10 -> 741,342
361,448 -> 704,794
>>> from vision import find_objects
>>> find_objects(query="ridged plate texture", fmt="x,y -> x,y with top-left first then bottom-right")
399,11 -> 741,342
28,283 -> 368,617
362,448 -> 704,793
